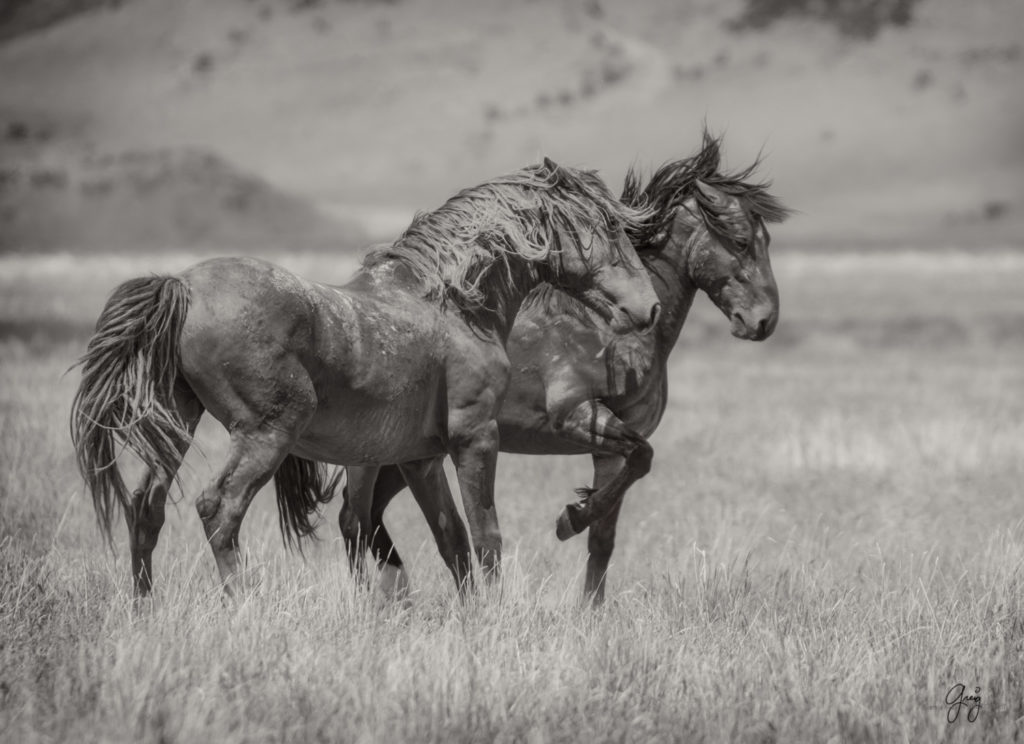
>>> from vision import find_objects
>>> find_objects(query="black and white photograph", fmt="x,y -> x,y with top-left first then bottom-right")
1,0 -> 1022,741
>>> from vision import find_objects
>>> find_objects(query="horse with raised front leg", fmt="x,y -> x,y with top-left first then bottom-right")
70,158 -> 660,597
343,131 -> 791,603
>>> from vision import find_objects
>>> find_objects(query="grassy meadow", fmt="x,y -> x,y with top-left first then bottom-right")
1,249 -> 1023,743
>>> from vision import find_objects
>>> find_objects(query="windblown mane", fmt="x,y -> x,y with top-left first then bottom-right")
519,282 -> 596,326
522,132 -> 791,324
620,129 -> 791,250
363,159 -> 652,314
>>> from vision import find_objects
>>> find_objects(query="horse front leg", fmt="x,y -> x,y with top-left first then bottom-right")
397,458 -> 474,593
449,419 -> 503,580
550,399 -> 652,541
338,465 -> 379,582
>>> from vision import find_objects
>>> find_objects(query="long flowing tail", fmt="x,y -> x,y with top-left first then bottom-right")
274,455 -> 343,549
70,275 -> 192,543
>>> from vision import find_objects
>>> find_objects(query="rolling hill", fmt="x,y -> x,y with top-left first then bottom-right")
0,0 -> 1021,251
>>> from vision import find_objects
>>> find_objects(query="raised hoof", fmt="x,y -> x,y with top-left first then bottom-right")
555,505 -> 586,541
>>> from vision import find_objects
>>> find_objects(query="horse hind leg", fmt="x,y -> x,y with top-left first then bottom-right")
125,385 -> 204,597
583,454 -> 628,606
196,425 -> 296,597
340,464 -> 411,600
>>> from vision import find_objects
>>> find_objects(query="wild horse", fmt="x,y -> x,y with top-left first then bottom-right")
70,159 -> 660,597
343,132 -> 791,603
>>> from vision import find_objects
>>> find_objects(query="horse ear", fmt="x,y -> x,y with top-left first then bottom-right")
542,156 -> 564,185
542,156 -> 562,177
695,179 -> 729,208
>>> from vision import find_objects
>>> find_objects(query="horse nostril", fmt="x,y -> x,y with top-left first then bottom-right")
757,318 -> 769,339
648,303 -> 661,330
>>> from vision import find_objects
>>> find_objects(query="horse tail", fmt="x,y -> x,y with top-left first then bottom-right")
273,455 -> 343,549
70,275 -> 192,544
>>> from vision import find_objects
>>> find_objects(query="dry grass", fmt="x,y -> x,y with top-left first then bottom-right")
1,250 -> 1023,743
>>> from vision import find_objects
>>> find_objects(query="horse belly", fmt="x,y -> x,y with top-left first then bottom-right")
297,385 -> 445,465
288,275 -> 450,464
498,423 -> 591,456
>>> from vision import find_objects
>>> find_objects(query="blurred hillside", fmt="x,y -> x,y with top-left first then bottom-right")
0,147 -> 366,252
0,0 -> 1021,252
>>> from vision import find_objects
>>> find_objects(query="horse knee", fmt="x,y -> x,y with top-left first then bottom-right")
629,441 -> 653,477
196,493 -> 241,552
338,497 -> 359,542
196,492 -> 221,522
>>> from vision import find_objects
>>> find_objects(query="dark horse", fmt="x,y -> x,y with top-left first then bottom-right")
342,133 -> 790,602
70,159 -> 661,597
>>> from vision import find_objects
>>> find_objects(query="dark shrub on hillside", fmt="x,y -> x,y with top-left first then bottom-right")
728,0 -> 920,39
0,0 -> 121,42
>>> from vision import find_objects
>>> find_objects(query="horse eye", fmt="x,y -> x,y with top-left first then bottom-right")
735,224 -> 760,252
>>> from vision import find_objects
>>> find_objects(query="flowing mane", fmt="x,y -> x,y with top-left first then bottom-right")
519,282 -> 596,326
363,159 -> 653,314
522,132 -> 791,323
621,130 -> 791,250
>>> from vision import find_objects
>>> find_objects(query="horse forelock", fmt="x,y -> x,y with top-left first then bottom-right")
622,129 -> 792,251
363,160 -> 649,315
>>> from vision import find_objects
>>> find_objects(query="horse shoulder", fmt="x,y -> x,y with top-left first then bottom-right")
441,318 -> 511,416
311,284 -> 449,388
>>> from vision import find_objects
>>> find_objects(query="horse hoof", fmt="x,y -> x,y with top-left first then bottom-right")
555,506 -> 584,541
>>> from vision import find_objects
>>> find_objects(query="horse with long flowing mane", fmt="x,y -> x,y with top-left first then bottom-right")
343,132 -> 791,603
70,158 -> 661,596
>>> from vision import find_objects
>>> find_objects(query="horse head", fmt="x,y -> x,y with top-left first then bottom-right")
540,158 -> 661,335
625,133 -> 791,342
677,180 -> 780,340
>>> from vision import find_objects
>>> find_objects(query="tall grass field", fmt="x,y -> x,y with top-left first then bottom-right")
1,250 -> 1022,743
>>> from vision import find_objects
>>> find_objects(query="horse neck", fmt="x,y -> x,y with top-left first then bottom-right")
642,228 -> 700,353
469,257 -> 544,343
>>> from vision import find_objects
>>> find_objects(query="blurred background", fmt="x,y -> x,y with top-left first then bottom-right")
2,0 -> 1023,581
2,13 -> 1024,727
0,0 -> 1021,256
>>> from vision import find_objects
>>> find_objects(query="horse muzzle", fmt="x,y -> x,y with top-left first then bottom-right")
730,307 -> 777,341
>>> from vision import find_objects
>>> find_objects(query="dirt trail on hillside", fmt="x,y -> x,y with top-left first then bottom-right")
0,0 -> 1021,250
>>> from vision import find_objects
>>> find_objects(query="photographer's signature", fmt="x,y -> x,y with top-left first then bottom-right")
945,683 -> 982,723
